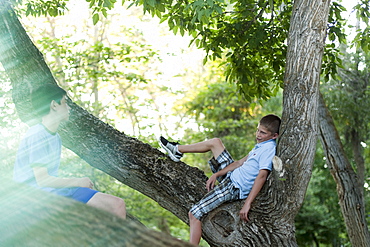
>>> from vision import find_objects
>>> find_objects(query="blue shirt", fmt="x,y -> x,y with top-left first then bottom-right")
13,124 -> 98,203
13,124 -> 61,192
230,139 -> 276,199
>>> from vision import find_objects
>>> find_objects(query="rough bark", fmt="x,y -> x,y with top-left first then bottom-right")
0,179 -> 194,247
0,0 -> 339,246
278,0 -> 331,215
337,65 -> 367,201
318,93 -> 370,247
350,129 -> 366,198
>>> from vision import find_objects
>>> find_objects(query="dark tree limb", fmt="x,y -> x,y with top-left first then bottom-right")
318,93 -> 370,247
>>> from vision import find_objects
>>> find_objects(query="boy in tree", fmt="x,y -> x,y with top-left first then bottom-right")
14,84 -> 126,219
159,114 -> 281,245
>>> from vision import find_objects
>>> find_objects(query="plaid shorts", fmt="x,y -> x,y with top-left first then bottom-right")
190,149 -> 240,220
208,149 -> 235,182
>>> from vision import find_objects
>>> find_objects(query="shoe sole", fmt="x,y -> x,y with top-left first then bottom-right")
159,138 -> 180,162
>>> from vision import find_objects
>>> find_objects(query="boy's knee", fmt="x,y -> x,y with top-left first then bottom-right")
112,197 -> 126,218
114,197 -> 126,211
188,211 -> 198,222
89,193 -> 126,219
208,138 -> 225,158
210,138 -> 223,147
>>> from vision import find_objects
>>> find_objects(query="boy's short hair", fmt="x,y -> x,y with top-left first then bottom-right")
259,114 -> 281,134
31,84 -> 67,117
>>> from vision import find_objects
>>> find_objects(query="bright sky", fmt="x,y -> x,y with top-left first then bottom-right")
66,1 -> 205,88
341,0 -> 359,36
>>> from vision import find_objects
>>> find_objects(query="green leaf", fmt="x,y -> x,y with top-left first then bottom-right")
173,25 -> 178,35
48,8 -> 57,17
89,0 -> 96,8
146,0 -> 156,7
102,9 -> 107,18
156,3 -> 165,12
92,13 -> 100,25
207,0 -> 214,8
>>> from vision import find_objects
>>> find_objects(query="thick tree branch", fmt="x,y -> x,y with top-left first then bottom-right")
0,179 -> 194,247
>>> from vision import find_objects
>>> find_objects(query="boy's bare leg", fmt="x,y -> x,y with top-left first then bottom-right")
87,192 -> 126,219
178,138 -> 225,159
189,212 -> 202,245
183,138 -> 226,244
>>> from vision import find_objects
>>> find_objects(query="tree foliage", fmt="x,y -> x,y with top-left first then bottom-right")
11,0 -> 370,101
140,0 -> 291,101
37,34 -> 162,132
322,47 -> 370,147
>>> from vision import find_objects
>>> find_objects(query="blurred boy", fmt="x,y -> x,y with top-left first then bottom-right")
14,84 -> 126,219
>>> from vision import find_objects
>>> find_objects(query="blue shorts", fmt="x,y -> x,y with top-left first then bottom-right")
51,187 -> 99,203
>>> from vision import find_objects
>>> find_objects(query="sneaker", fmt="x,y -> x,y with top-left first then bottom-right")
159,136 -> 183,162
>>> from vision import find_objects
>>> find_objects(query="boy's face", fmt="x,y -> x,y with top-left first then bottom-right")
255,124 -> 278,143
54,96 -> 70,122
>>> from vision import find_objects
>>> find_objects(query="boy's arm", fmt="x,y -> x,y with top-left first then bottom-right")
239,169 -> 269,221
33,166 -> 93,189
206,155 -> 249,191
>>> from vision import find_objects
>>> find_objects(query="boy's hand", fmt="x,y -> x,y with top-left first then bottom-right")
78,177 -> 94,189
239,203 -> 251,222
206,174 -> 218,192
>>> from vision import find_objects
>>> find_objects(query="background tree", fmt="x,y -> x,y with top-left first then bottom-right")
321,46 -> 370,199
318,47 -> 370,247
295,148 -> 349,247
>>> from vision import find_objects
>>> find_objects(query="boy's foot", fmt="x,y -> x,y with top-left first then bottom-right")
159,136 -> 183,162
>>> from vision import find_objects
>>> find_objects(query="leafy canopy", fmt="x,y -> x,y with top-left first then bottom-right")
10,0 -> 370,102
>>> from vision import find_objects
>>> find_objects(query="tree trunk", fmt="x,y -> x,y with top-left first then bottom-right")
318,93 -> 370,247
0,0 -> 339,246
0,179 -> 194,247
277,0 -> 331,218
350,128 -> 366,202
